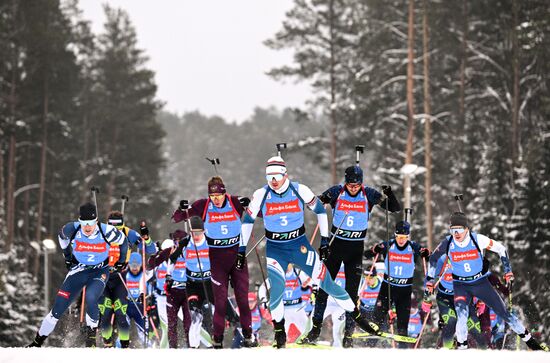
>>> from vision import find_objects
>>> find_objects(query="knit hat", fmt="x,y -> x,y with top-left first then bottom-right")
266,156 -> 287,175
189,216 -> 205,232
208,176 -> 226,195
171,229 -> 188,241
107,211 -> 124,227
395,221 -> 411,235
449,211 -> 468,227
344,165 -> 363,184
79,202 -> 97,221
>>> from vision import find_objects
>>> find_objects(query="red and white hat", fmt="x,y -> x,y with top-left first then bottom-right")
266,156 -> 287,175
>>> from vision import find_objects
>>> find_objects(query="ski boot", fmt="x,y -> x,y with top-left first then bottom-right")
120,339 -> 129,348
242,329 -> 259,348
272,319 -> 286,349
456,341 -> 468,350
103,336 -> 114,348
84,326 -> 98,347
213,335 -> 223,349
525,337 -> 549,351
27,333 -> 47,348
299,318 -> 322,345
342,334 -> 354,348
351,308 -> 380,336
342,314 -> 355,348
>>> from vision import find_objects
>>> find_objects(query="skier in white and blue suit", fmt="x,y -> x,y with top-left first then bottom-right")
28,202 -> 127,348
237,156 -> 380,348
425,211 -> 548,351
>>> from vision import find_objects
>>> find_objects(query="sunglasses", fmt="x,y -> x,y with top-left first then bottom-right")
266,173 -> 285,182
347,183 -> 361,189
79,218 -> 97,227
450,227 -> 466,235
395,233 -> 409,238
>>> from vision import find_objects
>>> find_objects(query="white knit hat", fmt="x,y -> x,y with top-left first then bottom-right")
266,156 -> 287,175
161,239 -> 175,250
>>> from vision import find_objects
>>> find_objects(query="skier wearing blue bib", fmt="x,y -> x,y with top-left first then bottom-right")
28,203 -> 126,347
304,165 -> 400,347
365,220 -> 430,346
238,156 -> 380,348
125,252 -> 154,345
425,212 -> 548,351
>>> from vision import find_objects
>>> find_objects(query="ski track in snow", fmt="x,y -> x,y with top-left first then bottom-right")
1,348 -> 548,363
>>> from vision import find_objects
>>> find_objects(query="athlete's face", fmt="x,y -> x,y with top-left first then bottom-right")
450,226 -> 468,242
395,234 -> 409,247
129,264 -> 141,275
209,193 -> 226,208
366,275 -> 377,287
191,230 -> 205,243
345,183 -> 362,196
267,173 -> 288,191
80,219 -> 97,236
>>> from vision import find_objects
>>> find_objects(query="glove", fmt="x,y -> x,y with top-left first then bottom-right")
424,280 -> 434,295
364,249 -> 376,259
420,248 -> 430,260
139,222 -> 149,238
65,259 -> 73,271
164,275 -> 174,293
238,197 -> 251,208
504,272 -> 514,287
114,260 -> 127,273
381,185 -> 392,195
236,251 -> 246,270
319,237 -> 330,262
421,298 -> 432,314
179,199 -> 189,211
373,243 -> 385,254
172,229 -> 188,243
388,309 -> 397,324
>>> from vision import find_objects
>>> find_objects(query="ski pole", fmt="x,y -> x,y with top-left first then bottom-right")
355,145 -> 365,166
91,186 -> 100,220
205,157 -> 220,175
454,194 -> 464,212
328,211 -> 349,246
140,221 -> 149,348
80,287 -> 86,324
309,224 -> 319,245
121,195 -> 129,215
276,143 -> 287,157
368,254 -> 379,274
414,309 -> 431,349
382,186 -> 391,332
245,235 -> 266,258
252,233 -> 270,309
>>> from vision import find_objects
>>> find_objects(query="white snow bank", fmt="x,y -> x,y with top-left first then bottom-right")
2,347 -> 548,363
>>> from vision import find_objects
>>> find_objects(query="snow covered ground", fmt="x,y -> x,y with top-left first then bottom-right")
2,348 -> 548,363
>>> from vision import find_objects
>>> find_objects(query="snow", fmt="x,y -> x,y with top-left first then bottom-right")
2,347 -> 549,363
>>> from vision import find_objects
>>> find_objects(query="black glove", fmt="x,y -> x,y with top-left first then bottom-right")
114,260 -> 127,273
238,197 -> 251,208
179,199 -> 189,211
372,243 -> 385,254
319,236 -> 330,262
420,247 -> 430,260
139,222 -> 149,237
236,251 -> 246,270
164,275 -> 174,293
381,185 -> 392,195
65,259 -> 73,271
364,249 -> 376,259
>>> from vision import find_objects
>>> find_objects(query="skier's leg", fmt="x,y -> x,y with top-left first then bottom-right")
312,242 -> 343,322
209,247 -> 231,341
342,242 -> 363,339
99,295 -> 114,344
155,293 -> 169,348
166,289 -> 181,348
436,292 -> 456,349
229,252 -> 253,342
453,282 -> 473,348
395,286 -> 412,348
112,279 -> 130,344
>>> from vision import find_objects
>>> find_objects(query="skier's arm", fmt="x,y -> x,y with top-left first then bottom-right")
299,184 -> 329,238
476,234 -> 512,273
426,239 -> 449,281
366,186 -> 401,212
147,247 -> 172,270
58,222 -> 77,262
106,225 -> 127,263
171,199 -> 205,223
240,188 -> 265,251
318,185 -> 342,208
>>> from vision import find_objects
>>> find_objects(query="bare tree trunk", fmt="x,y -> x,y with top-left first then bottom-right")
0,145 -> 4,241
23,152 -> 31,241
81,113 -> 89,204
329,0 -> 337,184
511,0 -> 520,166
404,0 -> 416,209
35,80 -> 49,275
422,0 -> 433,250
458,0 -> 467,133
6,136 -> 16,251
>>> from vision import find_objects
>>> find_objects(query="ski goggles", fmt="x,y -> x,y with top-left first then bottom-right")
79,218 -> 98,227
450,227 -> 466,235
394,233 -> 409,238
266,173 -> 285,182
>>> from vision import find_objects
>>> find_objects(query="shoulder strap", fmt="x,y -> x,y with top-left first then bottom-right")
469,232 -> 482,254
98,224 -> 110,245
226,194 -> 241,219
202,199 -> 210,221
69,224 -> 81,244
258,186 -> 270,215
288,182 -> 305,205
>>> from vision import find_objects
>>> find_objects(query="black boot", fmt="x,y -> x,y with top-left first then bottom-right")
242,329 -> 258,348
213,335 -> 223,349
85,326 -> 98,347
272,319 -> 286,349
351,308 -> 380,335
299,318 -> 322,344
525,337 -> 548,351
27,333 -> 47,348
456,340 -> 468,350
342,313 -> 355,348
120,340 -> 129,348
103,336 -> 113,348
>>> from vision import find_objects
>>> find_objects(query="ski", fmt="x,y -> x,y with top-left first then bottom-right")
286,342 -> 333,349
352,331 -> 417,344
